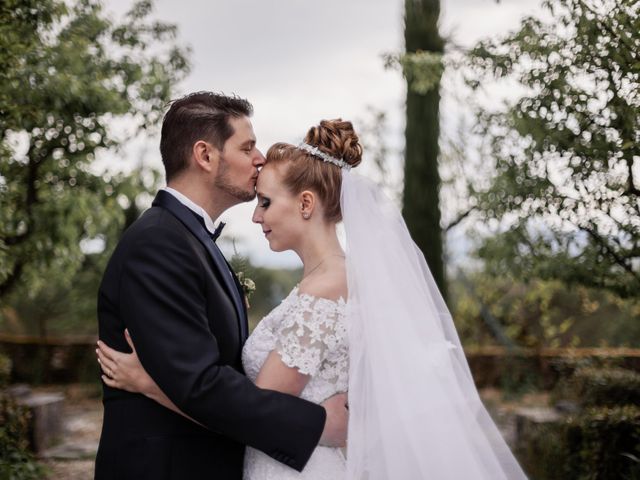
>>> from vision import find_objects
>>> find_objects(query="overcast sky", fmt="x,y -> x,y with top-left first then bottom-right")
103,0 -> 542,268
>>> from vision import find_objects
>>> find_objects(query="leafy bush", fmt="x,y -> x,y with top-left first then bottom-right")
558,367 -> 640,409
564,405 -> 640,480
0,355 -> 10,385
450,272 -> 640,349
0,354 -> 43,480
521,405 -> 640,480
528,367 -> 640,479
517,418 -> 566,480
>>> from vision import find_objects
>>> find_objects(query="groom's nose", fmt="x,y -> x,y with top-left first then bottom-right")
253,149 -> 266,167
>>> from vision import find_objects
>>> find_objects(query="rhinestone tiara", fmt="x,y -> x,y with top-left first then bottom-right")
297,142 -> 352,170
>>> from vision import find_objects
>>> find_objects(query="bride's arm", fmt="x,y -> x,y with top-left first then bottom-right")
254,350 -> 311,396
97,332 -> 311,419
99,330 -> 347,446
96,330 -> 203,427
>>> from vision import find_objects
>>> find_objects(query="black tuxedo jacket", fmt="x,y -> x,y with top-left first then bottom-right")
95,190 -> 325,480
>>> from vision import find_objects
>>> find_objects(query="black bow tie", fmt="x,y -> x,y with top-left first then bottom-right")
191,211 -> 225,242
210,221 -> 226,241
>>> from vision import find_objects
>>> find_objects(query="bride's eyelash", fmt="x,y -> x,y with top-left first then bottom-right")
260,197 -> 271,208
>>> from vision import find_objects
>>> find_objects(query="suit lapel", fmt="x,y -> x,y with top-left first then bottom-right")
152,190 -> 248,339
226,261 -> 249,341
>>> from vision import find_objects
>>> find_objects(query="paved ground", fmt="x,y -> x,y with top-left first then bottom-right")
36,385 -> 102,480
33,385 -> 547,479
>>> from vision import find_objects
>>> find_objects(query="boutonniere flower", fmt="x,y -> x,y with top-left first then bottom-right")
228,251 -> 256,309
236,271 -> 256,309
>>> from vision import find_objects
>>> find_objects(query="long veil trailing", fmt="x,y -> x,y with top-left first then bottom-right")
341,171 -> 528,479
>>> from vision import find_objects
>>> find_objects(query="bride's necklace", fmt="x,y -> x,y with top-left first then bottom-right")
301,254 -> 345,281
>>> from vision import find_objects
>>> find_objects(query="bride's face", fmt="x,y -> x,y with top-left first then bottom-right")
252,164 -> 306,252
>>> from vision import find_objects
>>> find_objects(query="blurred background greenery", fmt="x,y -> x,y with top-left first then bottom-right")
1,0 -> 638,478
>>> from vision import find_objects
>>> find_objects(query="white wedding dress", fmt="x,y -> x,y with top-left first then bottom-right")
242,286 -> 349,480
241,167 -> 527,479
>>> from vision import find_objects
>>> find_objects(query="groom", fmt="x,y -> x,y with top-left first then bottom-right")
95,92 -> 346,479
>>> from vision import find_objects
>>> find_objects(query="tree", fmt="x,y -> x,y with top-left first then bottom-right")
465,0 -> 639,298
0,0 -> 190,301
402,0 -> 447,299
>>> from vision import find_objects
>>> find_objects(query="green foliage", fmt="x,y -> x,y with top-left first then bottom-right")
521,369 -> 640,480
0,354 -> 44,479
517,416 -> 567,480
564,405 -> 640,480
384,50 -> 444,94
0,355 -> 10,385
0,170 -> 160,337
561,367 -> 640,408
521,364 -> 640,479
0,0 -> 190,306
521,405 -> 640,480
450,271 -> 640,348
464,0 -> 639,298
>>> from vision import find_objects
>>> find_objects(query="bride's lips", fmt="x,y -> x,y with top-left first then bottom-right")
263,229 -> 272,238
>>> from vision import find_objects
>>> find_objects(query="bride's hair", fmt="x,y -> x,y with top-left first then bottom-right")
266,119 -> 363,222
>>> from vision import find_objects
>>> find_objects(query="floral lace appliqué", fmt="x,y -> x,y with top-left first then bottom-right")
242,287 -> 349,404
241,287 -> 349,479
275,289 -> 348,384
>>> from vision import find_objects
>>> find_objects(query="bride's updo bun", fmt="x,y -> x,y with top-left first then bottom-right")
265,118 -> 363,223
304,119 -> 363,169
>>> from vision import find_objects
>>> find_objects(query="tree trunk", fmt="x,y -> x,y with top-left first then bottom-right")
402,0 -> 446,300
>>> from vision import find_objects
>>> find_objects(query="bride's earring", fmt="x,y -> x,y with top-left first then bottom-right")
301,203 -> 311,220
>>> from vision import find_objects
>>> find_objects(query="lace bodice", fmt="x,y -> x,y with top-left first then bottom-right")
242,286 -> 348,479
242,286 -> 348,404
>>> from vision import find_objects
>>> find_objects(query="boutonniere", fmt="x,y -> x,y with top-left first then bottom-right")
235,270 -> 256,309
229,250 -> 256,309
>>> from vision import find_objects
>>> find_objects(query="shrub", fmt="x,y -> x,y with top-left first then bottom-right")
521,405 -> 640,480
562,367 -> 640,408
0,354 -> 43,480
564,405 -> 640,480
517,419 -> 566,480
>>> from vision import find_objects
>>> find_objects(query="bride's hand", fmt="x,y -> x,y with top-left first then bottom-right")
96,329 -> 157,396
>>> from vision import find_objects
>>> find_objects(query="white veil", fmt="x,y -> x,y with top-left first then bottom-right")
341,170 -> 528,479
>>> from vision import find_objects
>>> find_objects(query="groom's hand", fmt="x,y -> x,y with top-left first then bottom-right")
319,392 -> 348,447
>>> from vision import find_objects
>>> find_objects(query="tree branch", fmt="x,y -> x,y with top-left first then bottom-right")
578,223 -> 639,282
445,207 -> 476,232
2,137 -> 48,247
0,260 -> 24,298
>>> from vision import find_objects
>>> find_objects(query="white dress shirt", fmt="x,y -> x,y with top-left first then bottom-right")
162,187 -> 220,235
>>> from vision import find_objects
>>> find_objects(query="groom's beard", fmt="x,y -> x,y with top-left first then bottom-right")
214,154 -> 256,203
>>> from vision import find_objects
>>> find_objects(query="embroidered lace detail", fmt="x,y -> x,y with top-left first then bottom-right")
241,286 -> 348,479
275,289 -> 347,380
242,286 -> 348,404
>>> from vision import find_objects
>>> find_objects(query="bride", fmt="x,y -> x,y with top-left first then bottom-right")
97,119 -> 527,479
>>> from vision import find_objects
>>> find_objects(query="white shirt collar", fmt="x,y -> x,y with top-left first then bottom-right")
162,187 -> 218,235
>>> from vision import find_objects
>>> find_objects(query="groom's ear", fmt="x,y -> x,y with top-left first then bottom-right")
192,140 -> 219,173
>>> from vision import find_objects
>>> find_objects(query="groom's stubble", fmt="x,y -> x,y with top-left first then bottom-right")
214,153 -> 256,203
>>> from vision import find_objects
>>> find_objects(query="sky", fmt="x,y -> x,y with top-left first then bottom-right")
103,0 -> 543,268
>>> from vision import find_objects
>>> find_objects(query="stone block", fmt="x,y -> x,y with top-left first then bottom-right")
16,392 -> 65,453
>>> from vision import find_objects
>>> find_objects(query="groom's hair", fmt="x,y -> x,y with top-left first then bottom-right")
160,92 -> 253,181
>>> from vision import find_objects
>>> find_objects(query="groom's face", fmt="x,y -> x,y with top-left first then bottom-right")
214,116 -> 265,203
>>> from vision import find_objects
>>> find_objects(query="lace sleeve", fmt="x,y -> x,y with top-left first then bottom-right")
274,293 -> 345,377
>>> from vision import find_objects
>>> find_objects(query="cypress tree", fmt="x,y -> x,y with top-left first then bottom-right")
402,0 -> 446,299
